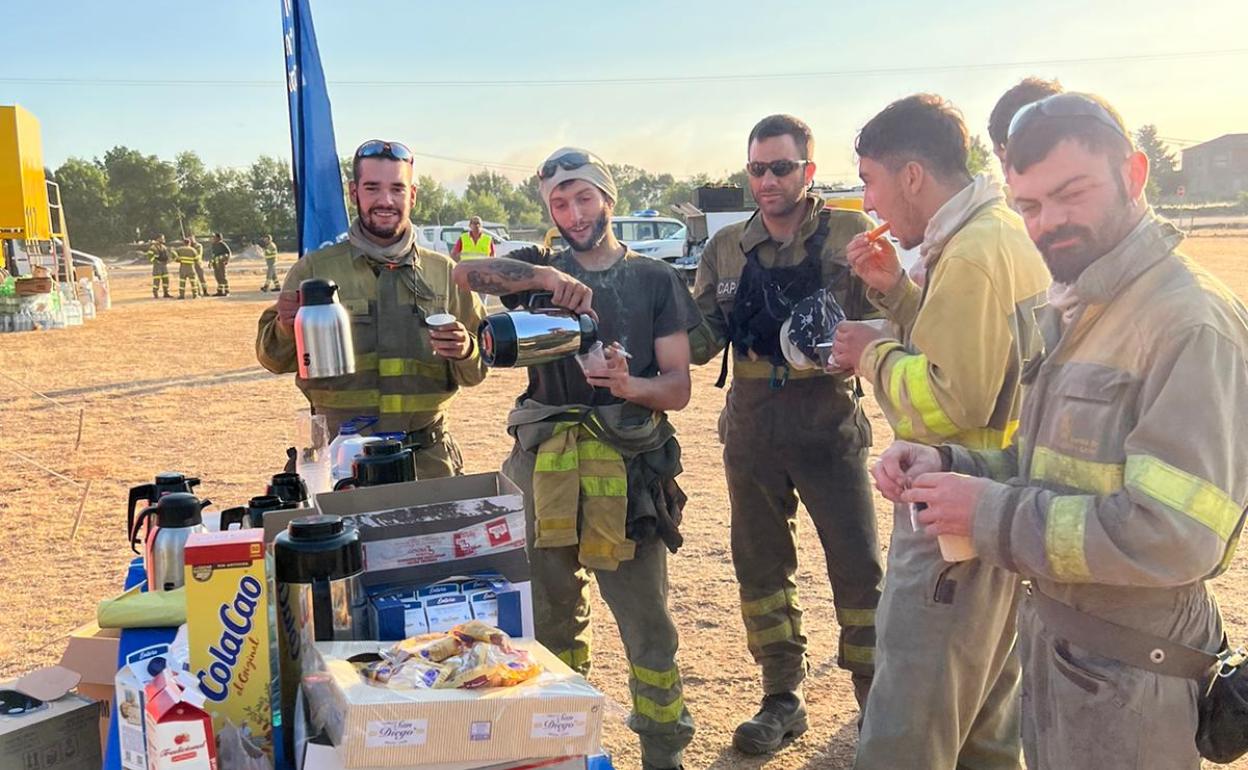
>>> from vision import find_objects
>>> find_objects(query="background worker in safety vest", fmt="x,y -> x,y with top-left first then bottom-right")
260,234 -> 280,291
689,114 -> 883,755
210,232 -> 231,296
450,215 -> 495,262
174,237 -> 202,299
888,91 -> 1248,770
147,234 -> 172,298
830,94 -> 1050,770
187,233 -> 209,297
452,148 -> 699,770
257,140 -> 486,478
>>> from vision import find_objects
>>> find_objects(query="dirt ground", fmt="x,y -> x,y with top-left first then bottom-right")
2,236 -> 1247,769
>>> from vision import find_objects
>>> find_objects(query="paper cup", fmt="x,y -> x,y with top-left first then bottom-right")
425,313 -> 457,329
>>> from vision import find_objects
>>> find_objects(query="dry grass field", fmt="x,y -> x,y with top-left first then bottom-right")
1,235 -> 1246,768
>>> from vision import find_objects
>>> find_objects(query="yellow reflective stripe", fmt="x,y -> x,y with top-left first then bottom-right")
894,355 -> 960,438
747,621 -> 795,648
379,392 -> 455,413
576,439 -> 621,461
1126,455 -> 1243,541
378,357 -> 448,379
842,643 -> 875,665
580,476 -> 627,497
959,423 -> 1014,452
631,664 -> 680,691
1031,446 -> 1124,495
308,389 -> 379,409
741,589 -> 791,617
836,607 -> 876,627
556,646 -> 589,669
537,516 -> 577,530
535,449 -> 579,472
1045,495 -> 1093,582
634,693 -> 685,723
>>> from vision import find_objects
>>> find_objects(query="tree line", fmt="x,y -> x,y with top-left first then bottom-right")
53,127 -> 1192,256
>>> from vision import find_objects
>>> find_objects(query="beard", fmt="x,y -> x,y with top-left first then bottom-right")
558,209 -> 610,252
1035,224 -> 1104,283
359,203 -> 406,241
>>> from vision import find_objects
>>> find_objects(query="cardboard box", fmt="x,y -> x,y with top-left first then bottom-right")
0,685 -> 102,770
184,529 -> 278,767
312,639 -> 603,768
301,745 -> 588,770
264,473 -> 534,638
58,621 -> 121,751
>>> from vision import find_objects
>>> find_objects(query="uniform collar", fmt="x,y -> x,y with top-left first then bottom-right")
1072,209 -> 1182,304
740,195 -> 825,253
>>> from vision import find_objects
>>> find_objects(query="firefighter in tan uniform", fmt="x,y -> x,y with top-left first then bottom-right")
257,140 -> 486,478
887,93 -> 1248,769
689,115 -> 883,755
147,235 -> 172,298
175,238 -> 201,299
831,94 -> 1050,770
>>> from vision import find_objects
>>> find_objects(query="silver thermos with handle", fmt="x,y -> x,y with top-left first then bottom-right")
274,514 -> 370,758
129,492 -> 211,592
478,293 -> 599,367
295,278 -> 355,379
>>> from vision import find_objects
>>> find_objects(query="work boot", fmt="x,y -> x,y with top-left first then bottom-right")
178,293 -> 185,300
733,691 -> 807,755
642,764 -> 683,770
163,291 -> 173,298
261,285 -> 269,292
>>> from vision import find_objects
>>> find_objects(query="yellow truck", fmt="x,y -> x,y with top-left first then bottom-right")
1,104 -> 72,279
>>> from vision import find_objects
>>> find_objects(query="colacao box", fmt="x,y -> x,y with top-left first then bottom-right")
313,639 -> 603,768
184,529 -> 278,768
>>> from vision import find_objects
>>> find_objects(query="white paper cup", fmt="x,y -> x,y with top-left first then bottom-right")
425,313 -> 457,329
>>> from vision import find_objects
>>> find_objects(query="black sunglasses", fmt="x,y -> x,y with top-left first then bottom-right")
0,689 -> 44,716
538,150 -> 603,181
354,140 -> 414,164
1007,93 -> 1127,142
746,159 -> 809,179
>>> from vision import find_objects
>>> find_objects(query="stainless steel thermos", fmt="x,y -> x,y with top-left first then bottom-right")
295,278 -> 355,379
478,296 -> 598,368
129,492 -> 211,591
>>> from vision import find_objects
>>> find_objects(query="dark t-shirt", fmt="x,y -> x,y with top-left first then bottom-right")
506,247 -> 701,407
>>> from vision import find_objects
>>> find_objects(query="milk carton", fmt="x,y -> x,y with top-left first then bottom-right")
144,670 -> 217,770
184,529 -> 278,768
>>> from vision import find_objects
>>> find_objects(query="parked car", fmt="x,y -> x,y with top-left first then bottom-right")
611,211 -> 684,248
629,225 -> 686,262
416,225 -> 539,257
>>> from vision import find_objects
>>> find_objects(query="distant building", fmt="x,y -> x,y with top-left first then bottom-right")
1181,134 -> 1248,200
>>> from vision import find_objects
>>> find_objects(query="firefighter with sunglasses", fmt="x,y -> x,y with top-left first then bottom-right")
257,139 -> 487,477
689,114 -> 884,755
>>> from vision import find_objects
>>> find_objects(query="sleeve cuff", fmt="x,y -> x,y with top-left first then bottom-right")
857,339 -> 904,386
946,444 -> 979,475
867,272 -> 918,313
972,480 -> 1016,572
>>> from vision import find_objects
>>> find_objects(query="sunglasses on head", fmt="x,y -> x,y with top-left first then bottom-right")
354,140 -> 414,164
1007,93 -> 1127,142
746,159 -> 809,178
0,690 -> 44,717
538,150 -> 611,181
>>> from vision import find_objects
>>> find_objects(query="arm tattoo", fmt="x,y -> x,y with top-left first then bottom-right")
465,260 -> 536,294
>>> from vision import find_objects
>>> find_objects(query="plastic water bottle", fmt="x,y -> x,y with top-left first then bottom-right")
328,417 -> 382,483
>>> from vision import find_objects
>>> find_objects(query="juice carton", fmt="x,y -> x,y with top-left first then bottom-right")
184,529 -> 278,767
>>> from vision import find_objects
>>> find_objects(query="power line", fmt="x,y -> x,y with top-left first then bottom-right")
4,48 -> 1245,90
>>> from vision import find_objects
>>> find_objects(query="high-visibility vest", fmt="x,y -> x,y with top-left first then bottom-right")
458,232 -> 493,259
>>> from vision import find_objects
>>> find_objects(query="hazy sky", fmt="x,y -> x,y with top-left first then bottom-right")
5,0 -> 1247,189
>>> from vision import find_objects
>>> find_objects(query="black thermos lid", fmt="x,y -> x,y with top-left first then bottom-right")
299,278 -> 339,306
274,514 -> 364,583
478,313 -> 518,367
154,492 -> 204,528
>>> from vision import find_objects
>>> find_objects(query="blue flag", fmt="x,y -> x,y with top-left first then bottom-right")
281,0 -> 349,256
